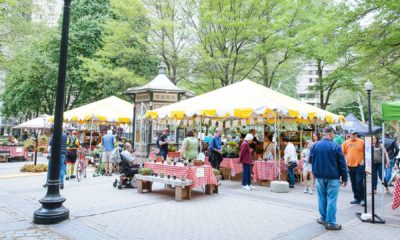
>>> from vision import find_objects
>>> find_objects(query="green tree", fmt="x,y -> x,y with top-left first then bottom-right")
298,1 -> 360,109
1,29 -> 59,118
144,0 -> 193,84
82,0 -> 158,100
64,0 -> 111,108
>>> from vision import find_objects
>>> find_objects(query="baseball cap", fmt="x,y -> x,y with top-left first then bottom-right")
349,129 -> 358,135
323,126 -> 335,133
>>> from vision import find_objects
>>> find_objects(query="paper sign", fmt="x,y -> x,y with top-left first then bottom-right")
232,120 -> 238,127
196,167 -> 205,178
241,119 -> 247,126
211,120 -> 216,127
365,136 -> 372,174
16,147 -> 23,153
225,121 -> 231,128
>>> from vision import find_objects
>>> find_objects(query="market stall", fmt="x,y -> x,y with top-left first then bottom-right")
51,96 -> 134,149
381,100 -> 400,214
144,79 -> 344,184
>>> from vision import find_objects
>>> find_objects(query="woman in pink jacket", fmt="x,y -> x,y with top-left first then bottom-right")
240,134 -> 256,190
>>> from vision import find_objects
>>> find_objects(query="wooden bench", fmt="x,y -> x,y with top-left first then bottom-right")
135,174 -> 193,201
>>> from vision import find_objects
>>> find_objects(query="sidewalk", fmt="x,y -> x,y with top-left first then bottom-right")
0,162 -> 399,239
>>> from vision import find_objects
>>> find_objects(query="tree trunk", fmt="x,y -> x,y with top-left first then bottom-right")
317,60 -> 324,109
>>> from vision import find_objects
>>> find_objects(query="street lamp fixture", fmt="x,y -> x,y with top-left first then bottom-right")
365,80 -> 373,91
33,0 -> 72,224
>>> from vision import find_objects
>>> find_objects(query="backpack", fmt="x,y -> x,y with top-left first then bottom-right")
67,136 -> 78,148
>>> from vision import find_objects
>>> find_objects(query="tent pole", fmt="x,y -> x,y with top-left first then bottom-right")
381,122 -> 385,220
89,117 -> 94,151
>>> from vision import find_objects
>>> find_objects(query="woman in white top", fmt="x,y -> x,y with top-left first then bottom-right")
302,141 -> 314,194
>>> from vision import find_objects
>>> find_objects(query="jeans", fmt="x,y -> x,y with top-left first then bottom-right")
348,165 -> 364,202
384,158 -> 395,184
46,154 -> 66,184
242,163 -> 252,186
210,151 -> 222,169
316,178 -> 340,225
372,163 -> 383,190
287,164 -> 296,186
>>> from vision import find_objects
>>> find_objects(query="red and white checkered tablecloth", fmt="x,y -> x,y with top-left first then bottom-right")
220,158 -> 243,177
392,177 -> 400,210
144,162 -> 217,189
253,161 -> 278,182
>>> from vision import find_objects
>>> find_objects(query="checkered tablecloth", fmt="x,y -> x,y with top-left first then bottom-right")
144,162 -> 217,189
220,158 -> 243,177
392,177 -> 400,210
253,161 -> 278,182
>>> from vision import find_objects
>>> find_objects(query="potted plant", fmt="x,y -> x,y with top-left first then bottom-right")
139,168 -> 153,176
222,141 -> 239,158
24,139 -> 36,152
168,144 -> 177,152
192,160 -> 203,167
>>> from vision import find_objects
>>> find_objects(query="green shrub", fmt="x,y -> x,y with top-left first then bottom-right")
20,164 -> 48,173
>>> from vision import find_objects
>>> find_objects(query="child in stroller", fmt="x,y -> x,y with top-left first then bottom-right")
113,143 -> 140,189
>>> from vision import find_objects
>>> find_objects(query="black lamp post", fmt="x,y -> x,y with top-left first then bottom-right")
33,0 -> 72,224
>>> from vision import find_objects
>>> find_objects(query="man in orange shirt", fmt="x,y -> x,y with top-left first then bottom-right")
342,129 -> 365,206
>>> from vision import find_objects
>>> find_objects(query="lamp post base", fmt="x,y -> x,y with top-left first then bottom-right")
33,193 -> 69,225
356,212 -> 385,224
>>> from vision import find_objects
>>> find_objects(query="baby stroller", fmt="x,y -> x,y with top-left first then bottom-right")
113,152 -> 140,189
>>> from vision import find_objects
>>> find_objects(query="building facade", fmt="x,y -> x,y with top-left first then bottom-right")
296,64 -> 336,107
32,0 -> 63,27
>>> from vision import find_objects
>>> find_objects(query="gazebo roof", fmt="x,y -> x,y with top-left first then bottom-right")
126,65 -> 188,94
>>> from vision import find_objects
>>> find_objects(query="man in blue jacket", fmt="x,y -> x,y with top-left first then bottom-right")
310,126 -> 348,231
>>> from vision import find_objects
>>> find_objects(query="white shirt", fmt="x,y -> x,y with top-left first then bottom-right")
284,142 -> 298,164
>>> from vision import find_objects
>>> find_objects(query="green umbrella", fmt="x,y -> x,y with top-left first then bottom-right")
382,100 -> 400,121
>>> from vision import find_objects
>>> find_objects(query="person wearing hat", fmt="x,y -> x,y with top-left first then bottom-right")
102,129 -> 115,176
310,126 -> 347,230
157,128 -> 170,160
342,129 -> 365,206
66,130 -> 80,180
208,128 -> 223,172
239,134 -> 256,190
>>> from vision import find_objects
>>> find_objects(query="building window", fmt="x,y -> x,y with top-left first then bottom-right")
309,78 -> 313,83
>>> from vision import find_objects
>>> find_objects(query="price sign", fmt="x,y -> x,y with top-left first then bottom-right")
196,167 -> 205,178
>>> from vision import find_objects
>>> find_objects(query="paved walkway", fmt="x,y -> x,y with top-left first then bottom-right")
0,162 -> 399,239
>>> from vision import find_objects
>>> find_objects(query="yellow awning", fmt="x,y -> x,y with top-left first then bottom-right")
145,79 -> 342,124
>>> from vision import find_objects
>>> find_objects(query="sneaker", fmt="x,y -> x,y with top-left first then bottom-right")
350,200 -> 360,204
289,185 -> 295,188
309,189 -> 313,194
325,223 -> 342,231
65,176 -> 70,181
249,185 -> 256,190
317,218 -> 327,226
60,183 -> 64,190
70,175 -> 76,179
304,187 -> 308,193
43,183 -> 48,188
360,200 -> 365,207
243,185 -> 251,191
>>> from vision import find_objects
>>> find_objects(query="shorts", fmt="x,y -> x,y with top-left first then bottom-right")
66,150 -> 77,163
102,151 -> 112,163
303,164 -> 312,175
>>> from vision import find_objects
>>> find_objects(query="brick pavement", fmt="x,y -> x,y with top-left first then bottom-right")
0,166 -> 399,240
